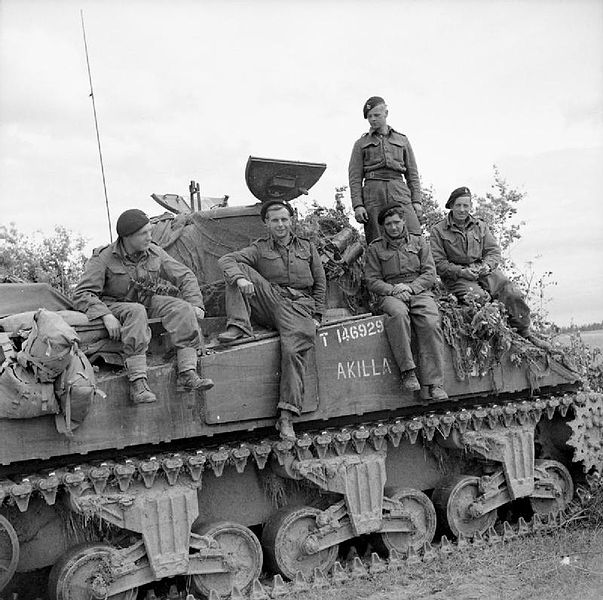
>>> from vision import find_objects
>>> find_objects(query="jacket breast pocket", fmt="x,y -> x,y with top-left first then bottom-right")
399,245 -> 420,275
257,251 -> 283,281
388,138 -> 406,169
362,140 -> 383,169
376,249 -> 399,279
467,230 -> 484,262
292,247 -> 313,285
106,264 -> 131,298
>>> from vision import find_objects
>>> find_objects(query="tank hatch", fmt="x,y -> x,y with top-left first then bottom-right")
245,156 -> 326,203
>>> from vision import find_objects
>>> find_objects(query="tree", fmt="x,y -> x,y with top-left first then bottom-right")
0,224 -> 88,297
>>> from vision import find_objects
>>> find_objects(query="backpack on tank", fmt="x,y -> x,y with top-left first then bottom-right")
16,309 -> 80,382
54,348 -> 104,436
0,358 -> 60,419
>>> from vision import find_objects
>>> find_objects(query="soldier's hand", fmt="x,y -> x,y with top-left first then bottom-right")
237,278 -> 255,296
413,203 -> 425,224
194,306 -> 205,321
393,290 -> 411,302
460,268 -> 478,281
102,314 -> 121,340
354,207 -> 369,224
391,283 -> 412,295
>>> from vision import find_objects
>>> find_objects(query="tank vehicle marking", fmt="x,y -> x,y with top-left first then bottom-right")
319,318 -> 385,347
336,357 -> 393,379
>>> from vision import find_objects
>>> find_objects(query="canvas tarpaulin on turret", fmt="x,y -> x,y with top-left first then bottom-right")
151,206 -> 266,285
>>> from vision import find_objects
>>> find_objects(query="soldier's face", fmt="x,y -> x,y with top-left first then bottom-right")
383,213 -> 405,238
451,196 -> 472,222
265,207 -> 292,242
367,104 -> 388,130
123,223 -> 153,253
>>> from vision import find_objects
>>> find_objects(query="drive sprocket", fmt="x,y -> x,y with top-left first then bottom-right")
567,391 -> 603,473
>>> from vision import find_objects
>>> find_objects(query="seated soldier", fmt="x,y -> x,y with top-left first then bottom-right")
430,186 -> 544,345
73,209 -> 213,404
217,199 -> 326,440
364,204 -> 448,402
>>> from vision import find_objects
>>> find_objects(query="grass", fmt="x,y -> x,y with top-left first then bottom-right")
282,527 -> 603,600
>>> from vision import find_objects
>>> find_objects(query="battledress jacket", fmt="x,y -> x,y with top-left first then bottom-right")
429,214 -> 502,281
218,234 -> 326,318
73,240 -> 205,321
364,233 -> 437,296
348,126 -> 421,209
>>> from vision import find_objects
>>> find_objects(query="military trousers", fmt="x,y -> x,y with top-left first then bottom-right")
108,295 -> 202,358
224,265 -> 316,416
444,269 -> 531,334
362,179 -> 421,243
379,292 -> 445,386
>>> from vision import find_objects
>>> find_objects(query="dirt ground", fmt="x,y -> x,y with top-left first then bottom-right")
288,527 -> 603,600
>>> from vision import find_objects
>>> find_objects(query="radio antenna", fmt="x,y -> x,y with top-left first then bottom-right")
80,10 -> 113,242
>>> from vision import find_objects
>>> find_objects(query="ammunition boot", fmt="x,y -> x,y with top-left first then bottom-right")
401,370 -> 421,392
125,354 -> 157,404
420,385 -> 448,403
218,325 -> 248,344
176,347 -> 214,392
275,410 -> 296,441
129,377 -> 157,404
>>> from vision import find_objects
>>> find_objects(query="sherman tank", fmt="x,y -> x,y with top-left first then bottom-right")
0,157 -> 601,600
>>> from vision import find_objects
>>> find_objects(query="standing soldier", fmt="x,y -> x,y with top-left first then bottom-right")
217,200 -> 326,440
364,205 -> 448,402
349,96 -> 424,244
430,186 -> 546,346
73,209 -> 214,404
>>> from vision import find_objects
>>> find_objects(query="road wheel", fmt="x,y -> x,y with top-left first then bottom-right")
47,542 -> 138,600
374,487 -> 437,555
433,475 -> 497,538
189,521 -> 262,599
0,514 -> 19,592
262,505 -> 338,580
531,459 -> 574,514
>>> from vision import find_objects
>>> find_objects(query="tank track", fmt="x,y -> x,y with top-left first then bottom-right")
1,391 -> 601,600
0,393 -> 585,512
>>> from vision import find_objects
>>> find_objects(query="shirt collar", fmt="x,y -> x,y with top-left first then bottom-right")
269,232 -> 296,249
383,229 -> 409,248
113,239 -> 150,262
369,125 -> 393,137
446,212 -> 476,229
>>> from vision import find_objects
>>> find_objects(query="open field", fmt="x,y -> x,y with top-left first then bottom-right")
556,329 -> 603,351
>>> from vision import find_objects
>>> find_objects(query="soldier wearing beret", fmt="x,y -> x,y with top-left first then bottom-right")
349,96 -> 423,244
218,200 -> 326,440
73,208 -> 214,404
430,187 -> 536,340
364,205 -> 448,402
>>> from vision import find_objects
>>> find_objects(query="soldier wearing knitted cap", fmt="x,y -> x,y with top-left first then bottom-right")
217,201 -> 326,440
430,188 -> 549,348
73,208 -> 214,405
349,96 -> 423,243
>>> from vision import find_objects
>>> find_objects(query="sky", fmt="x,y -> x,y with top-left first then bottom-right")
0,0 -> 602,326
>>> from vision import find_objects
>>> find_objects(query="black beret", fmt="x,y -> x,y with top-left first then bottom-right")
363,96 -> 386,119
260,200 -> 294,221
446,186 -> 471,209
377,204 -> 405,226
116,209 -> 150,238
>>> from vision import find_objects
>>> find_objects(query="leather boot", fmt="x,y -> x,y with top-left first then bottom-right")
125,355 -> 157,404
218,325 -> 248,344
401,369 -> 421,392
176,347 -> 214,392
129,377 -> 157,404
275,410 -> 296,441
